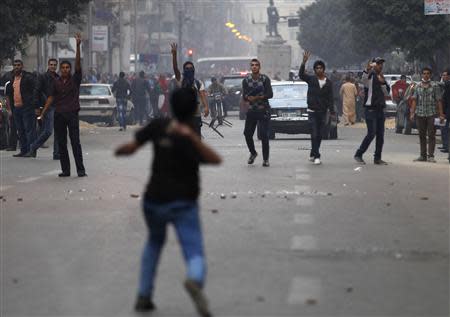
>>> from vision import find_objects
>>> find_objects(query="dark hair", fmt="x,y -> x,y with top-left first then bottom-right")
400,75 -> 407,80
443,68 -> 450,75
422,67 -> 432,73
250,58 -> 260,66
183,61 -> 195,70
170,88 -> 197,122
211,77 -> 217,82
48,58 -> 58,64
60,60 -> 72,68
119,72 -> 125,78
139,70 -> 145,78
313,60 -> 325,70
13,59 -> 23,65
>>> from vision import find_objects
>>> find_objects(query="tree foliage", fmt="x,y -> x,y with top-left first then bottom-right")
347,0 -> 450,66
0,0 -> 90,63
297,0 -> 367,68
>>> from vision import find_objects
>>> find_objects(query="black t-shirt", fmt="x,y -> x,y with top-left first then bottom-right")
135,118 -> 204,202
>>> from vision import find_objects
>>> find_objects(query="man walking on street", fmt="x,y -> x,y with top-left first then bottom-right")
354,58 -> 390,165
171,43 -> 209,136
131,71 -> 151,126
299,51 -> 335,165
112,72 -> 131,131
5,59 -> 37,157
115,88 -> 221,317
242,58 -> 273,167
410,67 -> 445,163
40,33 -> 86,177
26,58 -> 59,159
340,75 -> 358,125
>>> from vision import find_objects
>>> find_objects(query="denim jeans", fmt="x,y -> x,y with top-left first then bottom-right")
244,110 -> 270,160
12,106 -> 36,154
138,199 -> 206,298
355,108 -> 385,160
308,111 -> 327,159
116,98 -> 127,129
31,107 -> 55,153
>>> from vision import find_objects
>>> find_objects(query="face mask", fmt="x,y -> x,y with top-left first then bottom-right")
183,68 -> 195,85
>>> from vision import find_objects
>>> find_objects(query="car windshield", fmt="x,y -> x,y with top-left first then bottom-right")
223,77 -> 243,88
80,86 -> 111,96
273,84 -> 307,100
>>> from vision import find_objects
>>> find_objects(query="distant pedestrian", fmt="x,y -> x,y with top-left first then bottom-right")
354,57 -> 390,165
299,51 -> 335,165
112,72 -> 131,131
171,43 -> 209,136
438,69 -> 449,153
242,58 -> 273,167
5,59 -> 37,157
410,67 -> 445,163
40,33 -> 87,177
340,75 -> 358,125
131,71 -> 151,126
115,88 -> 221,317
26,58 -> 60,159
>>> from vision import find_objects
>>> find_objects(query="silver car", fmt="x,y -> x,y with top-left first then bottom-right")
79,84 -> 134,125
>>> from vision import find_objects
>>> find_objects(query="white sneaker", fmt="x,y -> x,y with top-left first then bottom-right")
309,156 -> 314,162
313,158 -> 321,165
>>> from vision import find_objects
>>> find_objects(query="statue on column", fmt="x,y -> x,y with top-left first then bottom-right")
267,0 -> 280,37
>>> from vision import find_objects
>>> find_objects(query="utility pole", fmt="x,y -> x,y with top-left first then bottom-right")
87,1 -> 93,71
118,0 -> 123,72
134,0 -> 138,72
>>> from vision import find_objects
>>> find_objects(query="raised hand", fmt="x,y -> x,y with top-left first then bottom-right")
302,51 -> 311,64
75,33 -> 82,46
170,43 -> 178,55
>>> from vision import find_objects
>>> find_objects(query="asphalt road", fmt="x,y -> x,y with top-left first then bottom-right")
1,117 -> 449,317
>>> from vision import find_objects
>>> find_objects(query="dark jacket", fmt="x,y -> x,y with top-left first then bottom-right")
112,78 -> 131,99
34,71 -> 59,108
5,71 -> 36,109
299,64 -> 334,113
362,70 -> 390,110
131,77 -> 151,101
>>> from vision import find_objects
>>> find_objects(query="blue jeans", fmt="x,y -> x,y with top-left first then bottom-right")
440,119 -> 449,150
138,199 -> 206,298
116,98 -> 127,129
31,107 -> 57,155
308,111 -> 327,159
12,106 -> 36,154
356,108 -> 385,160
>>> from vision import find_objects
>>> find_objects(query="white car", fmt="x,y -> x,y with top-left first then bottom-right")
79,84 -> 134,125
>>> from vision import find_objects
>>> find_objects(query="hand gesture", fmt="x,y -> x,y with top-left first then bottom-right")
302,51 -> 311,64
203,107 -> 210,118
170,43 -> 177,55
409,112 -> 415,122
366,60 -> 373,72
75,33 -> 82,46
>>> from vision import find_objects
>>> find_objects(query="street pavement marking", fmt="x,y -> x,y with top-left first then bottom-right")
41,169 -> 60,176
294,185 -> 311,193
294,213 -> 315,224
18,177 -> 41,183
296,197 -> 314,206
296,174 -> 311,181
0,185 -> 13,192
291,235 -> 317,250
287,277 -> 321,305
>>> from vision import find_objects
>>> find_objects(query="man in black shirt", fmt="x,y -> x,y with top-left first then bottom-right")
115,88 -> 221,317
242,58 -> 273,167
131,71 -> 151,126
112,72 -> 131,131
299,51 -> 335,165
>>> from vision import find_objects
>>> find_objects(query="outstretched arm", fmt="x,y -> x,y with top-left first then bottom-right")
171,43 -> 181,81
299,51 -> 312,83
75,33 -> 82,73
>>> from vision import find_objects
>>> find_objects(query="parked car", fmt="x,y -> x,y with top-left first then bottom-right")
79,84 -> 134,125
253,81 -> 337,140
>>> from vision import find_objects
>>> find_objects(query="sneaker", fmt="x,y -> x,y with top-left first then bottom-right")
441,149 -> 449,153
427,156 -> 436,163
184,279 -> 212,317
354,156 -> 365,164
308,156 -> 314,162
413,156 -> 426,162
313,158 -> 321,165
134,295 -> 156,312
23,150 -> 36,158
12,152 -> 26,157
374,159 -> 388,165
58,172 -> 70,177
262,160 -> 270,167
119,128 -> 123,131
247,152 -> 257,164
77,171 -> 88,177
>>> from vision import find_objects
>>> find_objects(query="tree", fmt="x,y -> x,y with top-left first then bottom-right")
0,0 -> 90,63
297,0 -> 367,69
347,0 -> 450,68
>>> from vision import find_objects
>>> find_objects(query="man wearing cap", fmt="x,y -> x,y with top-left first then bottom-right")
354,57 -> 390,165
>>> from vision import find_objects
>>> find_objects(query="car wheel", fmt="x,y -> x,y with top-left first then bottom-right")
108,109 -> 118,127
